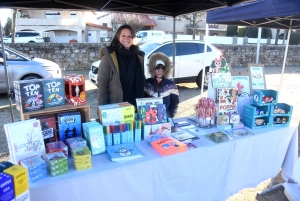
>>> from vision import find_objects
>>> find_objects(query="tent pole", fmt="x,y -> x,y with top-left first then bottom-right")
172,16 -> 175,79
279,21 -> 292,95
256,27 -> 262,64
201,23 -> 209,98
0,21 -> 15,123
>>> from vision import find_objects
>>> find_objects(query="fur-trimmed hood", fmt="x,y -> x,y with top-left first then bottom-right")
147,52 -> 173,78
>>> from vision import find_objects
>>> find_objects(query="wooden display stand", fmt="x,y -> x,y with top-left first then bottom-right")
20,104 -> 91,122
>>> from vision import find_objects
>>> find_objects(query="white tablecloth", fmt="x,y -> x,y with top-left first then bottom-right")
29,125 -> 298,201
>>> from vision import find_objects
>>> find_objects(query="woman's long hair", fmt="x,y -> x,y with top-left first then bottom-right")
110,24 -> 138,51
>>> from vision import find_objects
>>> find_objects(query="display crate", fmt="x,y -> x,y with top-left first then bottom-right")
243,116 -> 272,129
252,89 -> 278,106
272,115 -> 291,127
20,104 -> 90,122
269,103 -> 293,117
243,104 -> 269,119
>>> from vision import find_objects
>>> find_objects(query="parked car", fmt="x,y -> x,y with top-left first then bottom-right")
136,30 -> 165,44
0,45 -> 62,93
3,32 -> 44,43
89,40 -> 222,88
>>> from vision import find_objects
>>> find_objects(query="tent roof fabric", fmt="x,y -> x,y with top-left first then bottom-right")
0,0 -> 256,17
206,0 -> 300,29
113,14 -> 156,27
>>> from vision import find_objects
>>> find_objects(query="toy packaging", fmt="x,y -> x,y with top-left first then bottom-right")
136,97 -> 163,108
42,78 -> 65,108
65,137 -> 87,157
14,79 -> 44,113
20,156 -> 47,183
138,104 -> 168,125
72,146 -> 92,171
98,102 -> 135,125
63,74 -> 86,106
84,124 -> 106,155
57,112 -> 82,142
46,141 -> 68,157
45,151 -> 68,177
37,115 -> 58,145
0,172 -> 15,201
4,165 -> 28,197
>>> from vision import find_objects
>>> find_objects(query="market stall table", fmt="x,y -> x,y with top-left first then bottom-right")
29,123 -> 298,201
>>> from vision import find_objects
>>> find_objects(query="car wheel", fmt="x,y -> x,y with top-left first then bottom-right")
22,75 -> 41,80
196,67 -> 209,89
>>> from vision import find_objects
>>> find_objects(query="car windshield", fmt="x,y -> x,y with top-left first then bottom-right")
139,42 -> 162,54
5,34 -> 12,38
3,46 -> 30,59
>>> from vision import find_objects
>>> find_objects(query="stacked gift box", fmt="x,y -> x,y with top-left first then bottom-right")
72,146 -> 92,171
243,89 -> 293,129
65,137 -> 87,157
45,151 -> 68,177
46,141 -> 68,157
4,165 -> 30,201
20,156 -> 47,183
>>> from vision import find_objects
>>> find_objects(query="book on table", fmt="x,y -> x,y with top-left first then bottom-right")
106,143 -> 143,163
4,119 -> 46,164
205,131 -> 234,144
171,127 -> 196,141
151,137 -> 188,156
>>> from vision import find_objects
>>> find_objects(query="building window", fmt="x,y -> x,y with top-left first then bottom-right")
212,33 -> 218,36
103,23 -> 107,27
70,12 -> 76,19
157,16 -> 166,20
46,12 -> 61,19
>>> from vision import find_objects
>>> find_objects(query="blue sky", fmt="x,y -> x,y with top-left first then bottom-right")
0,9 -> 12,26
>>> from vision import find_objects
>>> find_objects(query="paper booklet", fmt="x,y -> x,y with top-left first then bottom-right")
106,143 -> 143,163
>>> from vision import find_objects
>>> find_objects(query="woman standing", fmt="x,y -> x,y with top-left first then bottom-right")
144,52 -> 179,118
97,24 -> 145,107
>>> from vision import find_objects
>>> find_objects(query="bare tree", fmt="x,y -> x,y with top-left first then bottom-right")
111,13 -> 144,33
181,12 -> 206,39
12,9 -> 18,43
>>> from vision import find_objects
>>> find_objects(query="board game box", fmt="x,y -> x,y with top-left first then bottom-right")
57,112 -> 82,142
37,115 -> 58,145
14,79 -> 44,113
42,78 -> 65,108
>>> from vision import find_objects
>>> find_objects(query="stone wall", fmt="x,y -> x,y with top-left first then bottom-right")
5,43 -> 300,70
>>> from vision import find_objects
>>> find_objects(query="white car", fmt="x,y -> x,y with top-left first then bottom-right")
3,32 -> 44,43
0,45 -> 61,93
89,40 -> 222,88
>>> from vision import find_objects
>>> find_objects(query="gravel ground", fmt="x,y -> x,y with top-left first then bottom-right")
0,66 -> 299,200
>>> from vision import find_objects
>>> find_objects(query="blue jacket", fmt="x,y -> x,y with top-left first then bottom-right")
144,78 -> 179,118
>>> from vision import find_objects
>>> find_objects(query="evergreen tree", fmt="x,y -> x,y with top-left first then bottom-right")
3,17 -> 12,36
